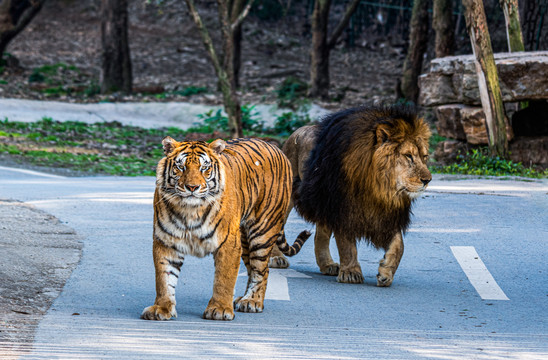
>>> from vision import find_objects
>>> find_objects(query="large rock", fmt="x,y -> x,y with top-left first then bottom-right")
435,104 -> 513,145
419,52 -> 548,106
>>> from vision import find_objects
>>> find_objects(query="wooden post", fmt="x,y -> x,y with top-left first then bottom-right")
462,0 -> 509,158
499,0 -> 525,52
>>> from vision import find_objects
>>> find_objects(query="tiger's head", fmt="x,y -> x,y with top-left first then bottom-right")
157,137 -> 227,206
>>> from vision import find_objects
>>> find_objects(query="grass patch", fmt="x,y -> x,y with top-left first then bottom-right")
0,117 -> 193,176
433,148 -> 547,178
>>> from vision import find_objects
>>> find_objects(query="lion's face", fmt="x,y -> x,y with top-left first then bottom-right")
393,140 -> 432,199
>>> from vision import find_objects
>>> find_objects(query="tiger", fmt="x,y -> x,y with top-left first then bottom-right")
141,137 -> 310,321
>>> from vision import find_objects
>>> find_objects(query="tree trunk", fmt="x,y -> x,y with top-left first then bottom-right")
308,0 -> 360,99
228,0 -> 245,88
185,0 -> 253,138
462,0 -> 509,158
499,0 -> 525,52
433,0 -> 455,57
308,0 -> 331,99
400,0 -> 429,103
0,0 -> 45,59
100,0 -> 132,94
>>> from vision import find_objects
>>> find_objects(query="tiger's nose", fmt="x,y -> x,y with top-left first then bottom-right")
185,184 -> 200,192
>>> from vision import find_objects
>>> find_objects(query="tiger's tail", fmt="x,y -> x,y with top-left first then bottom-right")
276,230 -> 311,256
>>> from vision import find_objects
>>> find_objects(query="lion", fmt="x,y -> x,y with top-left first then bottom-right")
269,105 -> 432,286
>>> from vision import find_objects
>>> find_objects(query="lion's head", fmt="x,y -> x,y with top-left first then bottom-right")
293,105 -> 431,248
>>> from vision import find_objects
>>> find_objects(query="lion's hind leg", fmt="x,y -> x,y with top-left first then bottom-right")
314,224 -> 339,276
376,231 -> 404,287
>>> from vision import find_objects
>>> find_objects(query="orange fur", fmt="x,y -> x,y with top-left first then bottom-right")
141,137 -> 309,321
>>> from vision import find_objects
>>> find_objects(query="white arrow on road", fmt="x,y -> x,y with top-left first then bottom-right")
238,268 -> 311,301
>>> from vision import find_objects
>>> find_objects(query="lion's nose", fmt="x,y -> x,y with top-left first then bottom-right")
185,184 -> 200,192
421,177 -> 431,186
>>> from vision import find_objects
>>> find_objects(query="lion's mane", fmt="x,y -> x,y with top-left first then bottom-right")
293,104 -> 430,250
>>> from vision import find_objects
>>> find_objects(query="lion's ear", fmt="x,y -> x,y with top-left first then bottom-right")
376,124 -> 391,144
162,136 -> 178,156
209,139 -> 226,154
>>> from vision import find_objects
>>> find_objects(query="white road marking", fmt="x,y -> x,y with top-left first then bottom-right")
238,268 -> 311,301
451,246 -> 509,300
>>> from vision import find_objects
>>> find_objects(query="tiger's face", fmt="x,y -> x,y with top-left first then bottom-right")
158,137 -> 226,206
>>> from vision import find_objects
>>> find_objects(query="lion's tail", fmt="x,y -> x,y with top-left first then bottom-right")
276,230 -> 311,256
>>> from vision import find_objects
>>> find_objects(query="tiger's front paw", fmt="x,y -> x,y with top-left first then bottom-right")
234,297 -> 264,313
203,301 -> 235,321
337,267 -> 364,284
269,255 -> 289,268
141,303 -> 177,321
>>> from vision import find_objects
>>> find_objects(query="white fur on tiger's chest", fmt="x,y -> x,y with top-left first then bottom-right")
155,204 -> 221,258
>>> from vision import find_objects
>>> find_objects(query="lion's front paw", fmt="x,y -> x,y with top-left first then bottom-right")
234,296 -> 264,313
376,273 -> 394,287
141,304 -> 177,321
269,255 -> 289,268
203,301 -> 235,321
377,259 -> 395,287
337,267 -> 364,284
320,262 -> 340,276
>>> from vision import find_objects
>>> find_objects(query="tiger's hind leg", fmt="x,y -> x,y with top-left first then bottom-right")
235,229 -> 279,313
268,199 -> 293,269
141,239 -> 184,320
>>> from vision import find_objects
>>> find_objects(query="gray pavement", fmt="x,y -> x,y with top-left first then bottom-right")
0,166 -> 547,359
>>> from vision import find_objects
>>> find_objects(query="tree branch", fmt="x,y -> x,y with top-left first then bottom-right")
184,0 -> 225,79
231,0 -> 255,32
327,0 -> 360,50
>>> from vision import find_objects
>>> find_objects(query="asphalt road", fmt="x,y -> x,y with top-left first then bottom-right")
1,166 -> 547,359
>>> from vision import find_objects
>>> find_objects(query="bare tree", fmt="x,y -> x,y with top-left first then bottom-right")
185,0 -> 255,138
308,0 -> 361,99
399,0 -> 429,103
0,0 -> 46,60
100,0 -> 132,94
462,0 -> 509,158
433,0 -> 455,57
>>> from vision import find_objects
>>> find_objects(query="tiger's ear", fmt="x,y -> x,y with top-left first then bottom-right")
209,139 -> 226,154
162,136 -> 178,156
375,124 -> 391,144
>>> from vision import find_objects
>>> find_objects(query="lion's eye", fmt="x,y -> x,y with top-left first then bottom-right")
423,155 -> 429,162
405,154 -> 414,163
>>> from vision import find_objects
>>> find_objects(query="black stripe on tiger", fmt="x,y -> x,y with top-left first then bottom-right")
276,230 -> 311,256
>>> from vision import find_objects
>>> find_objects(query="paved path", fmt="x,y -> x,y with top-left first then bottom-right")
1,166 -> 547,359
0,99 -> 328,130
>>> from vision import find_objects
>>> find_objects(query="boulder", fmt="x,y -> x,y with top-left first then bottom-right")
509,136 -> 548,167
419,52 -> 548,106
435,104 -> 467,140
434,104 -> 513,145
